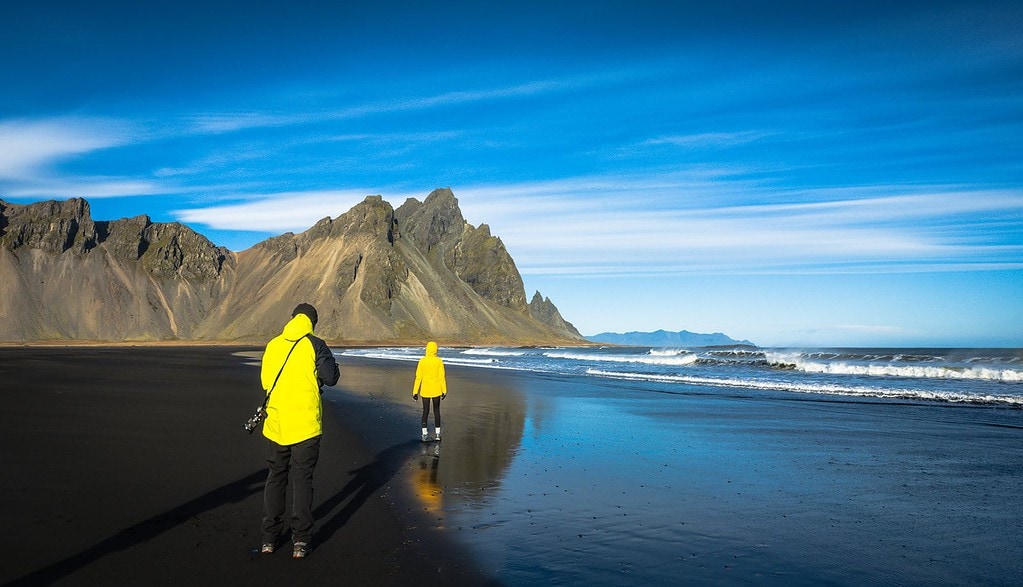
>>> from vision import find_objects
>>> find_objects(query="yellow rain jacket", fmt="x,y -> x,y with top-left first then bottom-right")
413,341 -> 447,398
261,313 -> 338,445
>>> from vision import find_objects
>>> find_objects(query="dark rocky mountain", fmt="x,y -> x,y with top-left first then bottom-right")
586,329 -> 754,348
529,292 -> 579,336
0,189 -> 583,345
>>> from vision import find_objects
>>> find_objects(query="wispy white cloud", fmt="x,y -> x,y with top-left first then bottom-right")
0,118 -> 131,180
383,78 -> 579,111
153,149 -> 274,178
5,178 -> 173,199
174,190 -> 397,232
641,131 -> 773,148
185,74 -> 614,134
455,178 -> 1023,275
187,111 -> 306,134
170,175 -> 1023,275
0,117 -> 167,199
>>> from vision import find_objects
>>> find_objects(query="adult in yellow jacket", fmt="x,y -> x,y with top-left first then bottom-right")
412,341 -> 447,442
259,303 -> 339,559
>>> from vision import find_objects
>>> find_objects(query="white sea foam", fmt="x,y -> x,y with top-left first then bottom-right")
341,348 -> 516,370
648,348 -> 691,357
765,352 -> 1023,382
446,356 -> 503,366
585,369 -> 1023,406
340,346 -> 1023,405
544,350 -> 699,367
463,348 -> 528,357
341,348 -> 420,363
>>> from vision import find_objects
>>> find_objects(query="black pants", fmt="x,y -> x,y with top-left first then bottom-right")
262,435 -> 321,544
421,396 -> 441,428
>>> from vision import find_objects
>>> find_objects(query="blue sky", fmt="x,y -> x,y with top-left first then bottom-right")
2,0 -> 1021,347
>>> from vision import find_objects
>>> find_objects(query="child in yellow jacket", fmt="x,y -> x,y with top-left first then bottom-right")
412,341 -> 447,441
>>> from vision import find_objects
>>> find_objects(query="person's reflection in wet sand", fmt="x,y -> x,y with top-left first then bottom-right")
413,443 -> 444,524
335,362 -> 528,511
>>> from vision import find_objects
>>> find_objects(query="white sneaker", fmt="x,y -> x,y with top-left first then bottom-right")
421,432 -> 429,442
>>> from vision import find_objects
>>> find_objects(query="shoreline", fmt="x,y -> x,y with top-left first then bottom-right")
335,352 -> 1023,585
0,346 -> 494,585
0,338 -> 599,349
6,340 -> 1017,352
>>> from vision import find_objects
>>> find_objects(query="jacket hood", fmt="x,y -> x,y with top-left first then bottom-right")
282,313 -> 314,341
425,341 -> 438,357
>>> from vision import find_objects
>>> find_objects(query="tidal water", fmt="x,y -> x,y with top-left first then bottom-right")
344,345 -> 1023,406
335,346 -> 1023,585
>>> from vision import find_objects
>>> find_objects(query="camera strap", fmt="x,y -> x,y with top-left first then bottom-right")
262,334 -> 310,409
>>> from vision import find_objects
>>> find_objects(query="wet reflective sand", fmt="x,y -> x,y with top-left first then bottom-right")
323,358 -> 526,519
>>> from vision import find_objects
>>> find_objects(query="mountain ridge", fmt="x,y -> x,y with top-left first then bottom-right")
586,329 -> 755,348
0,189 -> 582,345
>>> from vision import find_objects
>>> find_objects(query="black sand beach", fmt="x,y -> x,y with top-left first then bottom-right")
0,346 -> 492,586
5,346 -> 1021,586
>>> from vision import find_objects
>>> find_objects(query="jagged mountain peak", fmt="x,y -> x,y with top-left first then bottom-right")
529,291 -> 582,337
395,187 -> 465,255
0,191 -> 583,344
0,198 -> 228,279
298,195 -> 396,246
1,197 -> 97,254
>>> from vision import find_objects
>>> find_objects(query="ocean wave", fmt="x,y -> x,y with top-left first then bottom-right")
341,349 -> 420,363
544,350 -> 700,367
647,348 -> 692,357
585,369 -> 1023,406
705,348 -> 768,359
764,352 -> 1023,382
462,348 -> 527,357
446,356 -> 504,366
343,348 -> 505,365
340,346 -> 1023,404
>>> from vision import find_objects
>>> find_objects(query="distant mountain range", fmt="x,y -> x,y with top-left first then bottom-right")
586,329 -> 755,347
0,188 -> 582,345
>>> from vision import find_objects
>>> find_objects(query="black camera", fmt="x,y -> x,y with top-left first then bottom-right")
243,405 -> 265,434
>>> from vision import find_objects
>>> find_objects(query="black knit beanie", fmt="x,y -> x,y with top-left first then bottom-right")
292,303 -> 318,327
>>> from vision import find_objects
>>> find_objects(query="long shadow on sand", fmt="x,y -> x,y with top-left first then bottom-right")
6,470 -> 266,586
8,443 -> 420,584
313,440 -> 420,545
